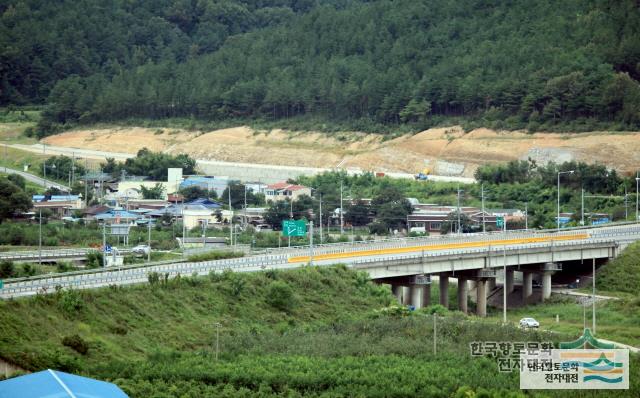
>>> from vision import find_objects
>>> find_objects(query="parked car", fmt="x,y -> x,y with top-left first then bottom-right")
255,224 -> 272,232
131,244 -> 151,256
519,317 -> 540,329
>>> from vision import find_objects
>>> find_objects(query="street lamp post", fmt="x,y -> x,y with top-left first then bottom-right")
557,170 -> 575,230
581,188 -> 585,226
636,173 -> 640,221
456,184 -> 462,234
212,322 -> 221,360
481,183 -> 486,233
340,181 -> 344,235
38,209 -> 42,266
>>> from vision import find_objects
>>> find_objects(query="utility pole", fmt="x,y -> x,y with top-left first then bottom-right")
181,198 -> 186,257
38,209 -> 42,266
319,193 -> 323,244
228,186 -> 233,247
309,221 -> 314,266
203,219 -> 209,248
102,222 -> 107,268
243,184 -> 247,228
42,161 -> 46,189
592,257 -> 596,334
524,202 -> 528,230
71,152 -> 75,186
481,183 -> 486,233
433,312 -> 437,355
212,323 -> 221,360
456,184 -> 461,234
632,172 -> 640,221
340,180 -> 344,235
503,248 -> 507,324
147,218 -> 152,262
288,198 -> 292,248
581,188 -> 585,226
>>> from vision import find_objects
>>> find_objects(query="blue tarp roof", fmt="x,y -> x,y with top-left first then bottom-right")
0,369 -> 128,398
186,198 -> 221,209
94,210 -> 141,220
32,195 -> 80,202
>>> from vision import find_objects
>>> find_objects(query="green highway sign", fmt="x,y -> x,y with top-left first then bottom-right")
282,220 -> 307,237
496,216 -> 504,228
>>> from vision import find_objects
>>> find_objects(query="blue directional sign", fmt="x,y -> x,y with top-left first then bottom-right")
104,244 -> 112,253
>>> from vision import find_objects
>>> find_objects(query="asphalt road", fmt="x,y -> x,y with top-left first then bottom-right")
8,143 -> 476,183
0,165 -> 70,191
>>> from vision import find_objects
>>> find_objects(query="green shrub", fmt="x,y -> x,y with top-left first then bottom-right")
57,289 -> 84,316
86,251 -> 103,268
56,261 -> 72,273
421,304 -> 448,316
148,272 -> 160,285
21,263 -> 36,277
0,260 -> 15,278
187,250 -> 244,262
62,334 -> 89,355
266,281 -> 295,312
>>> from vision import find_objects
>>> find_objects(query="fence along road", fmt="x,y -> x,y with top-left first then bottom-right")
1,223 -> 640,299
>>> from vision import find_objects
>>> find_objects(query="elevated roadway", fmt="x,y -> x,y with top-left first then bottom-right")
1,223 -> 639,305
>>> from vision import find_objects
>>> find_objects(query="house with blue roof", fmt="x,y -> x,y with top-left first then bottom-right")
180,176 -> 229,197
94,209 -> 143,224
32,194 -> 84,218
185,198 -> 222,209
0,369 -> 128,398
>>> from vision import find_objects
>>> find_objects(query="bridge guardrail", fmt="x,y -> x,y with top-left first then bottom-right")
0,236 -> 624,299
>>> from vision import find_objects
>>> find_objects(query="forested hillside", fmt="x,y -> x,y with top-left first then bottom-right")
0,0 -> 344,104
2,0 -> 640,135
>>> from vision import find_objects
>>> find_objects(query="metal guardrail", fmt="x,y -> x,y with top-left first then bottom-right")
0,248 -> 91,261
1,223 -> 638,299
0,237 -> 625,299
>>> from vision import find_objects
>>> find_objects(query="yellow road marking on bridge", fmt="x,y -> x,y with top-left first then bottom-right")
287,234 -> 589,263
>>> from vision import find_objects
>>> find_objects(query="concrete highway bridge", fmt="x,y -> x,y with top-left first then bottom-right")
2,223 -> 639,314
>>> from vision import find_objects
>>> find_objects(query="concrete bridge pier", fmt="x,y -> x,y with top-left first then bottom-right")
476,279 -> 487,317
391,284 -> 403,304
457,278 -> 468,314
542,272 -> 552,302
486,278 -> 496,293
439,273 -> 449,308
422,283 -> 431,308
505,269 -> 514,294
522,272 -> 533,303
409,285 -> 423,309
402,286 -> 412,305
540,262 -> 561,302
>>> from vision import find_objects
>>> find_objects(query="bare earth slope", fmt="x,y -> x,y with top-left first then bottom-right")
42,126 -> 640,177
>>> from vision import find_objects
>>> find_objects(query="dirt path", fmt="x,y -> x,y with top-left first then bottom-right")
40,126 -> 640,177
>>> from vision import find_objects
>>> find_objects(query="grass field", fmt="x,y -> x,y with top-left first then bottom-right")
0,264 -> 638,397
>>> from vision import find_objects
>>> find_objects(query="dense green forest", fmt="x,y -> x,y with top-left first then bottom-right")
1,0 -> 639,135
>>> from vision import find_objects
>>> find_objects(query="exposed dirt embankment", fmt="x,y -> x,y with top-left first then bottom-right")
42,126 -> 640,177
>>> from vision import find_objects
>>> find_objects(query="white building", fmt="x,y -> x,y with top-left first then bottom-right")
265,182 -> 312,202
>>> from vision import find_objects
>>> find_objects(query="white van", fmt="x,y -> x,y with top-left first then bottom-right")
409,226 -> 426,234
